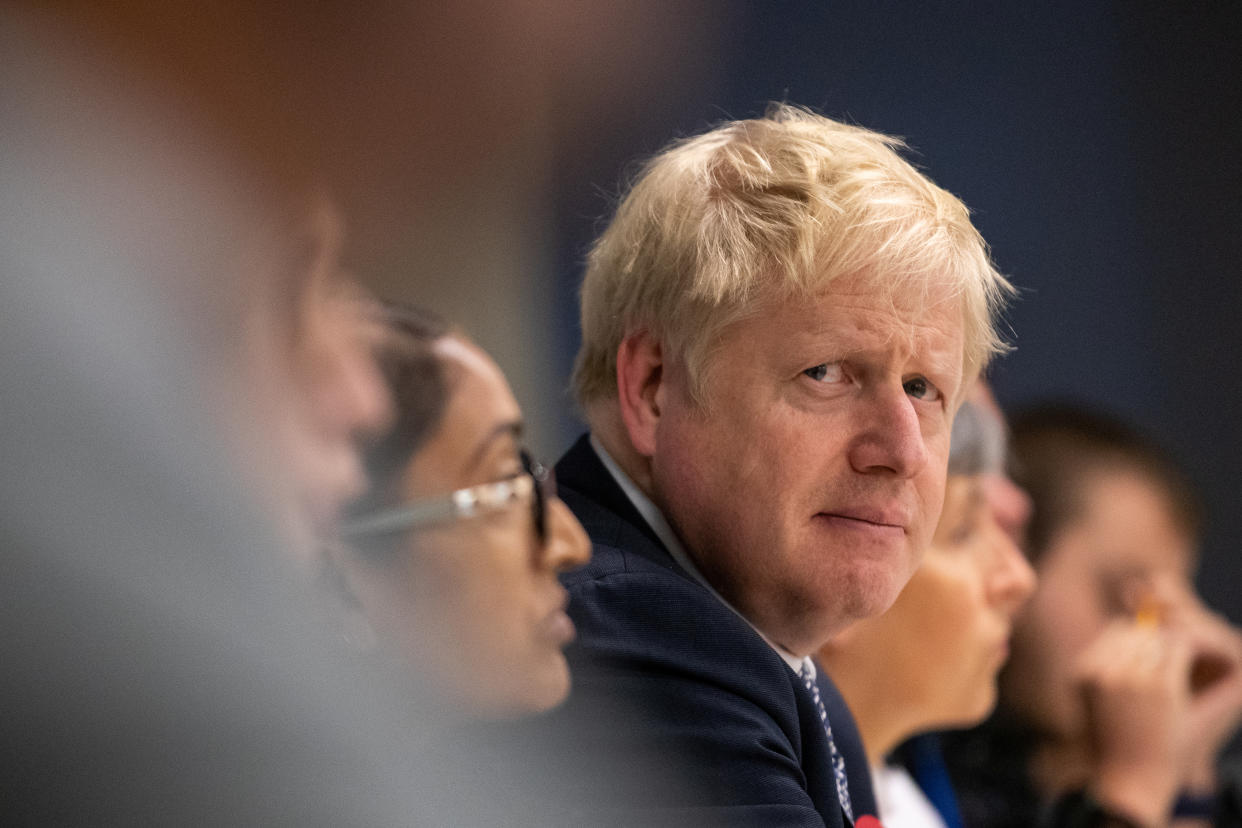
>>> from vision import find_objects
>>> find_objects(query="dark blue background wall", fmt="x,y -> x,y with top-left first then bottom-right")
547,2 -> 1242,622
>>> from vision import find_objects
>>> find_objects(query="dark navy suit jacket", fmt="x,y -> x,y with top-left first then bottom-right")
541,435 -> 877,826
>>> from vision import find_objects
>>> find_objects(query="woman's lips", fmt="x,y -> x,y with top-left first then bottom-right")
542,608 -> 577,646
540,589 -> 577,646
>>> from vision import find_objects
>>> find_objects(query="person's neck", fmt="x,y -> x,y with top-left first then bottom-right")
586,404 -> 654,496
862,720 -> 907,769
850,689 -> 919,768
819,650 -> 921,767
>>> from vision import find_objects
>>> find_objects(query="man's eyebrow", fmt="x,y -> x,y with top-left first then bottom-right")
463,420 -> 524,476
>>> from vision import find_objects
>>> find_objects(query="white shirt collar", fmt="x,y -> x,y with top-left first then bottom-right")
871,763 -> 949,828
589,434 -> 810,675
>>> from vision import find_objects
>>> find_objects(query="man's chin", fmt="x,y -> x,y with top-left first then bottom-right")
833,561 -> 916,626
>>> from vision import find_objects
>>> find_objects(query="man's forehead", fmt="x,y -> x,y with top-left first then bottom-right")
814,267 -> 963,314
763,277 -> 965,351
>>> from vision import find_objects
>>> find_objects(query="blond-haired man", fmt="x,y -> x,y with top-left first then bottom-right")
545,105 -> 1012,826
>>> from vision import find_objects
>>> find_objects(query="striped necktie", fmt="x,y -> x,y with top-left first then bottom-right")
800,661 -> 854,824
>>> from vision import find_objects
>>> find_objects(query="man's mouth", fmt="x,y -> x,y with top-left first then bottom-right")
815,506 -> 907,532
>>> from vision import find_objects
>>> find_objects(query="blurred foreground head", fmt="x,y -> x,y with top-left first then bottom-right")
2,3 -> 402,556
0,6 -> 485,823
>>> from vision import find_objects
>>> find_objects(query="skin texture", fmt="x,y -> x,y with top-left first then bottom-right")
1003,470 -> 1242,827
334,337 -> 591,718
821,472 -> 1036,765
607,273 -> 968,657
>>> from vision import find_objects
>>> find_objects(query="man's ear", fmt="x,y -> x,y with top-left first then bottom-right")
615,330 -> 665,458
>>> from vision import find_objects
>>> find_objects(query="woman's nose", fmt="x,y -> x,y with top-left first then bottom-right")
540,497 -> 591,573
989,527 -> 1037,615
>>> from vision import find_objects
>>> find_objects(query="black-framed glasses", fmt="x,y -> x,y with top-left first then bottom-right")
339,450 -> 555,542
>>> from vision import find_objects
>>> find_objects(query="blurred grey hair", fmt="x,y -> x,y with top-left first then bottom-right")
948,398 -> 1007,477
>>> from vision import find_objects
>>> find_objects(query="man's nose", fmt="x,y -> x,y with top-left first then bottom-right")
847,384 -> 930,477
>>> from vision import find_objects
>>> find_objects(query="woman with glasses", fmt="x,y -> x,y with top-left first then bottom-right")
327,303 -> 591,719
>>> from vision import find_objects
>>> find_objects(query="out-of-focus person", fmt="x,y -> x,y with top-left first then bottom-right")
818,392 -> 1037,827
227,198 -> 396,558
944,403 -> 1242,828
329,305 -> 591,718
530,104 -> 1014,826
0,6 -> 485,824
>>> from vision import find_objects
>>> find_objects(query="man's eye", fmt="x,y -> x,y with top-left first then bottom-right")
903,376 -> 941,401
803,362 -> 844,383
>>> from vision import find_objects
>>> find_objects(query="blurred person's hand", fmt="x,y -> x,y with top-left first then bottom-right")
1124,575 -> 1242,795
1168,598 -> 1242,794
1076,618 -> 1193,828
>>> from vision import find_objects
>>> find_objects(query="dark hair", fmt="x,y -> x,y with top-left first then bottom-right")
344,302 -> 453,524
1008,402 -> 1203,564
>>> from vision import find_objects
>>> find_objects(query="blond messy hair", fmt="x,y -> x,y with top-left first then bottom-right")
572,103 -> 1013,410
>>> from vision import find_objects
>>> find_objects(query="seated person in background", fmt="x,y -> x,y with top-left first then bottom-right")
944,403 -> 1242,828
536,103 -> 1014,826
818,392 -> 1036,827
329,304 -> 591,719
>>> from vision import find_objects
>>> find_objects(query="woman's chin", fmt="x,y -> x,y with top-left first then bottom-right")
472,657 -> 572,720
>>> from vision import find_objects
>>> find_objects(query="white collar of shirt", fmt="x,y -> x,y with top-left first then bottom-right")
871,762 -> 949,828
589,434 -> 810,676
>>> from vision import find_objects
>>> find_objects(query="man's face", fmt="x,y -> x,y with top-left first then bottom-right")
649,274 -> 965,656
